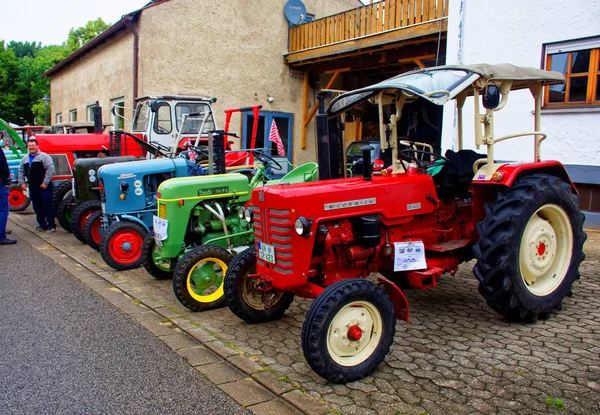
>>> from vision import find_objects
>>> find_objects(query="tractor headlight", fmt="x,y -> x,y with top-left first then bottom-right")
238,206 -> 246,219
244,208 -> 253,223
294,217 -> 310,236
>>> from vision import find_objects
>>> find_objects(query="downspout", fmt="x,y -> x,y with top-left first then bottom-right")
124,16 -> 139,115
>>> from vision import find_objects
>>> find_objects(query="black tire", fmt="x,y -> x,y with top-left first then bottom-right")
8,184 -> 30,211
83,210 -> 104,251
301,279 -> 396,383
224,248 -> 294,323
142,233 -> 175,280
473,174 -> 586,322
52,181 -> 72,212
57,194 -> 77,232
100,221 -> 148,270
172,245 -> 233,311
71,200 -> 102,243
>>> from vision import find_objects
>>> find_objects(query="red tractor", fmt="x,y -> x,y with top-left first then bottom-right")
224,64 -> 586,383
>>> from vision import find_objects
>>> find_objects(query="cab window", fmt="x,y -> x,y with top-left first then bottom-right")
154,103 -> 172,134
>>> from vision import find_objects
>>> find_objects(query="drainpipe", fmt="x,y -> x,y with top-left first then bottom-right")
124,16 -> 139,115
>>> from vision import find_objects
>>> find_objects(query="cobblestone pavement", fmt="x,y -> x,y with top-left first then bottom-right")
9,211 -> 600,415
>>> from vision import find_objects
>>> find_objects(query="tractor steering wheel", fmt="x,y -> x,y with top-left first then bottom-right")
399,149 -> 448,171
250,149 -> 283,171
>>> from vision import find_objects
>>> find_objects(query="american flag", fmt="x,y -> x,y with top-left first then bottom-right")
268,119 -> 285,157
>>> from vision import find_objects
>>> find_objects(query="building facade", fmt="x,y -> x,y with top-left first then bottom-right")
442,0 -> 600,226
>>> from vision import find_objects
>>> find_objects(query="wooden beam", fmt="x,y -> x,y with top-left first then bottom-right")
301,71 -> 341,149
301,72 -> 309,149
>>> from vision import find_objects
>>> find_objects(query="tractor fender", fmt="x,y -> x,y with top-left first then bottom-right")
377,276 -> 409,322
116,215 -> 151,233
473,160 -> 576,192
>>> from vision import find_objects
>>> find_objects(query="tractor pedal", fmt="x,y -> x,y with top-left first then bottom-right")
407,267 -> 444,289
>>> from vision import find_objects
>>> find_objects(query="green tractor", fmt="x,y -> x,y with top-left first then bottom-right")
144,151 -> 318,312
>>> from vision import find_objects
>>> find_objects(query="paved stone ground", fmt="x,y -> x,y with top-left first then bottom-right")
9,211 -> 600,415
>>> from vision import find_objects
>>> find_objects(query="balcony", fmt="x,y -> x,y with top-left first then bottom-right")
286,0 -> 448,74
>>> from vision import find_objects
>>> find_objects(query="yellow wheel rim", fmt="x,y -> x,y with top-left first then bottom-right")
519,204 -> 573,296
186,256 -> 227,303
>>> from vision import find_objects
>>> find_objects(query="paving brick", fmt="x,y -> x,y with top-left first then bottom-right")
176,346 -> 220,366
281,390 -> 328,415
247,399 -> 303,415
219,378 -> 274,407
158,332 -> 200,350
195,361 -> 247,384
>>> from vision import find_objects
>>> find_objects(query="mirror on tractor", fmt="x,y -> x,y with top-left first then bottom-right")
482,84 -> 501,109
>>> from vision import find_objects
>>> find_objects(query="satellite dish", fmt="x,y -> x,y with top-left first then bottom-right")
284,0 -> 307,26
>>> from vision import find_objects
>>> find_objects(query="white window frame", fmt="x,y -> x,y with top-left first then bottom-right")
56,113 -> 63,123
69,109 -> 77,122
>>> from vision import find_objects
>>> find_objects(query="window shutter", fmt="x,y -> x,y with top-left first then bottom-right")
546,36 -> 600,54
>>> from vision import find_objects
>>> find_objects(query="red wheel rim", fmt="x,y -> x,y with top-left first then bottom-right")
80,210 -> 95,230
91,217 -> 102,244
9,189 -> 26,207
108,229 -> 144,265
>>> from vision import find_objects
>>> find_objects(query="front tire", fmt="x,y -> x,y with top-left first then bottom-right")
57,194 -> 77,232
142,233 -> 175,280
72,200 -> 102,243
52,181 -> 72,212
301,279 -> 396,383
224,248 -> 294,323
8,184 -> 30,211
83,210 -> 104,251
172,245 -> 233,311
473,174 -> 586,322
100,221 -> 148,270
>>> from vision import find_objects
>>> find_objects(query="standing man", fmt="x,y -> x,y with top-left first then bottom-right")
0,140 -> 17,244
17,139 -> 56,232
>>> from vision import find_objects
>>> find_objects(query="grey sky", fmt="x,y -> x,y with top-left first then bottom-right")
0,0 -> 150,46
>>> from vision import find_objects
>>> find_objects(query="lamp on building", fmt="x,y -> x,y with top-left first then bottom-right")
42,95 -> 51,125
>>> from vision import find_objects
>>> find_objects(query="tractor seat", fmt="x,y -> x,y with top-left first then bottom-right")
435,149 -> 486,200
269,162 -> 318,185
225,151 -> 249,167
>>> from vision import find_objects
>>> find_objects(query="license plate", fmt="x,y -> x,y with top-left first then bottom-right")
258,242 -> 276,264
153,215 -> 168,241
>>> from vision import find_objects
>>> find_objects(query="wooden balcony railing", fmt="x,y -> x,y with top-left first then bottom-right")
289,0 -> 448,53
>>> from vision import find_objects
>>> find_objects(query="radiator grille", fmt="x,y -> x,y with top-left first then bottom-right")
158,203 -> 167,219
253,206 -> 293,271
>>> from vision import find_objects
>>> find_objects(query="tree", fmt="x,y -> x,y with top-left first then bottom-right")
66,18 -> 111,53
0,18 -> 110,125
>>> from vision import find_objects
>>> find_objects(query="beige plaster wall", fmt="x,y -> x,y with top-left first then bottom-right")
137,0 -> 359,164
49,30 -> 133,126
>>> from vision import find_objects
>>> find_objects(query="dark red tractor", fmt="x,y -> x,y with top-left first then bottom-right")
224,64 -> 586,383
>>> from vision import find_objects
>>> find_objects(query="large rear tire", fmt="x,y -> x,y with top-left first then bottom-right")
8,184 -> 30,212
72,200 -> 102,243
301,279 -> 396,383
172,245 -> 232,311
100,221 -> 148,270
473,174 -> 586,322
142,233 -> 175,280
224,248 -> 294,323
52,181 -> 72,212
57,194 -> 77,232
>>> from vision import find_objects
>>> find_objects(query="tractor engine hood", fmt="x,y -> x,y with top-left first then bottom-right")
158,173 -> 252,202
253,174 -> 438,225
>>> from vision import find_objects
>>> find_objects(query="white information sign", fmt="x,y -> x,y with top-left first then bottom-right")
153,215 -> 168,241
393,241 -> 427,272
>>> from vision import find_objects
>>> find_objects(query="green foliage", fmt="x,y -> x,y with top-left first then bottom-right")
545,397 -> 565,410
0,18 -> 110,125
66,19 -> 111,53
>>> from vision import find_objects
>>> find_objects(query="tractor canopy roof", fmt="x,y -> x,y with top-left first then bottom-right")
135,95 -> 217,103
327,63 -> 565,116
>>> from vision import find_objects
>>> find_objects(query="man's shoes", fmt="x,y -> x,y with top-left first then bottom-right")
0,238 -> 17,245
35,226 -> 46,232
47,227 -> 56,233
5,229 -> 11,234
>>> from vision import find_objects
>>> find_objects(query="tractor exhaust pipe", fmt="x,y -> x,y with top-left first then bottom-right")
361,145 -> 373,181
93,101 -> 103,134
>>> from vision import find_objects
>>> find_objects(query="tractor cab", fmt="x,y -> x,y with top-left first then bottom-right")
131,95 -> 218,152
